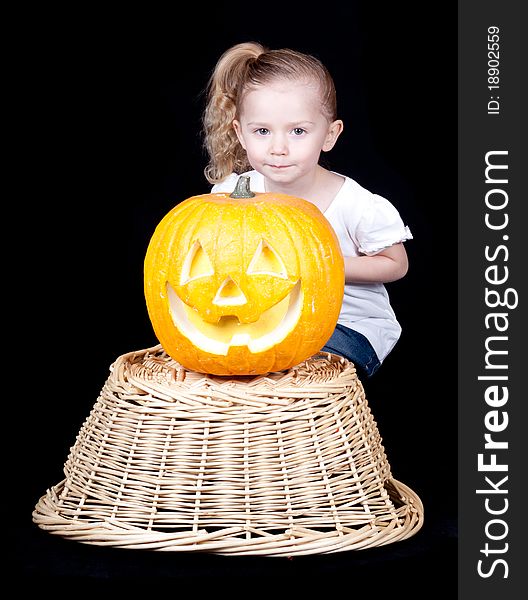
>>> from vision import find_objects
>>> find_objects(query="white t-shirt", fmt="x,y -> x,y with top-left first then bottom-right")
212,170 -> 413,362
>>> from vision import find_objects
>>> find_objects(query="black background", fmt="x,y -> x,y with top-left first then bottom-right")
12,2 -> 457,593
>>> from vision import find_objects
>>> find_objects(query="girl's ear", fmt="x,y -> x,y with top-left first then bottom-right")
232,120 -> 246,150
322,119 -> 344,152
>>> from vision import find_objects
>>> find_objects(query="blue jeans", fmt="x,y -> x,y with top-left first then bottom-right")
321,324 -> 381,378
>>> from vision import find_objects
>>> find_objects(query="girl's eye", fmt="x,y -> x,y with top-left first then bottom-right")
292,128 -> 306,136
255,128 -> 270,135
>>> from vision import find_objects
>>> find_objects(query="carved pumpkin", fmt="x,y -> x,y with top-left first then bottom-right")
144,176 -> 344,375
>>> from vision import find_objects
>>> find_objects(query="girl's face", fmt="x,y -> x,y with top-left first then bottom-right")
233,80 -> 343,189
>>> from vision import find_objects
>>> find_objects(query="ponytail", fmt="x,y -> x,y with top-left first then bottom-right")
202,42 -> 265,184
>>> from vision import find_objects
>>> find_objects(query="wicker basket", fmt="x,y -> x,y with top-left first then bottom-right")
33,345 -> 423,556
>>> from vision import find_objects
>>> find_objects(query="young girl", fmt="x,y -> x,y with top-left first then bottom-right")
202,41 -> 412,377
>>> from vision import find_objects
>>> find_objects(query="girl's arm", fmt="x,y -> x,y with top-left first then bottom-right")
343,242 -> 409,284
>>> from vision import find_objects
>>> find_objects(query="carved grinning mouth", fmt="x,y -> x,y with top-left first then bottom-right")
166,281 -> 303,355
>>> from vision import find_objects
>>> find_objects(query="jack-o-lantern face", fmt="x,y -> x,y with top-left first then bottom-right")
144,177 -> 344,375
169,237 -> 302,356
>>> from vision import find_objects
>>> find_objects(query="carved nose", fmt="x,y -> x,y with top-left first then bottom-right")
212,277 -> 247,306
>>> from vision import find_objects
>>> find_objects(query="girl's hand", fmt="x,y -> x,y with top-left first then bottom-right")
343,243 -> 409,284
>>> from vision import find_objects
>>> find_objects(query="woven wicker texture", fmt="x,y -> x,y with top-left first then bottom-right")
33,345 -> 423,556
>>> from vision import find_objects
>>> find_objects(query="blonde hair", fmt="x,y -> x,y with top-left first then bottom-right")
202,41 -> 338,184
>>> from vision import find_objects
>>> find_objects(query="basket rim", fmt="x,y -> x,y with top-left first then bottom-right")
33,478 -> 424,556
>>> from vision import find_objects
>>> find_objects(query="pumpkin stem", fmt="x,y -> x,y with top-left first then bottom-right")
230,175 -> 255,199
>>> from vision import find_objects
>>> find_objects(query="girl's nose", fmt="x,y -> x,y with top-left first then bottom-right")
269,135 -> 288,155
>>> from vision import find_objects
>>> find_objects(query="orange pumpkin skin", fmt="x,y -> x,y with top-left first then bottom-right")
144,189 -> 344,376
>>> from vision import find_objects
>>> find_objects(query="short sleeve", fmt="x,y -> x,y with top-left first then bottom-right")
356,194 -> 413,255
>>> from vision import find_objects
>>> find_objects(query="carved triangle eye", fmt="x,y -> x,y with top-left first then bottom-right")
180,241 -> 214,284
247,240 -> 288,278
